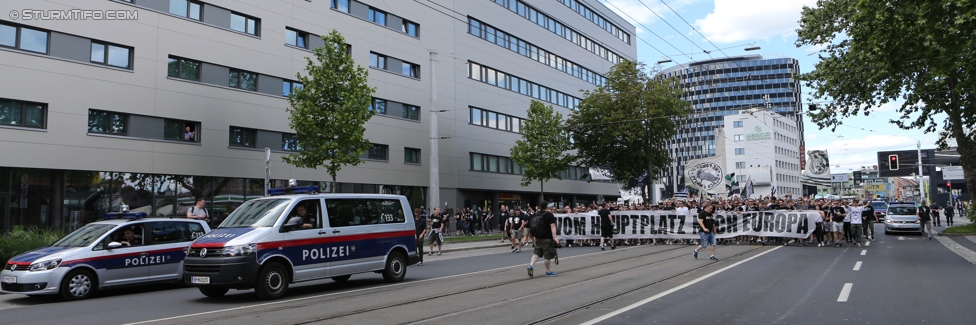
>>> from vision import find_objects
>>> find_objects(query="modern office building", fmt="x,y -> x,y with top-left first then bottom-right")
660,55 -> 804,197
0,0 -> 635,232
720,109 -> 802,198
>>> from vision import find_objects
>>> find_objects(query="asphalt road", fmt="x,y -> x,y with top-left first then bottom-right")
2,224 -> 974,325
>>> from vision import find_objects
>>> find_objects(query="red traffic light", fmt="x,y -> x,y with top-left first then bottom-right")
888,155 -> 899,170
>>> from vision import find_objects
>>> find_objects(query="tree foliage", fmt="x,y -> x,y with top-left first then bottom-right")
510,100 -> 575,196
796,0 -> 976,202
566,61 -> 691,197
284,30 -> 375,190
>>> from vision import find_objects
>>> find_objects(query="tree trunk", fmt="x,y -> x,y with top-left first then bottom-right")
331,175 -> 337,193
540,181 -> 545,206
946,85 -> 974,206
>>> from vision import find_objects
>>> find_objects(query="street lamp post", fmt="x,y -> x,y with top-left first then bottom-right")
264,147 -> 271,197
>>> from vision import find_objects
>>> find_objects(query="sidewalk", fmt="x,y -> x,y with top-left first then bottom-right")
935,216 -> 976,266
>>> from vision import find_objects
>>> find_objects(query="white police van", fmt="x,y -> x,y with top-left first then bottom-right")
1,213 -> 211,300
182,186 -> 420,300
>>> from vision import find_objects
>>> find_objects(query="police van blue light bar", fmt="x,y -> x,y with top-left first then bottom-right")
104,212 -> 148,219
268,185 -> 320,196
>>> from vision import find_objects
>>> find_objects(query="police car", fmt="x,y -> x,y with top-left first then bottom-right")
1,213 -> 211,300
182,186 -> 420,300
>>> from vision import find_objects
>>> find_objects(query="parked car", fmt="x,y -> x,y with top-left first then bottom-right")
1,213 -> 211,300
871,201 -> 889,220
884,204 -> 920,235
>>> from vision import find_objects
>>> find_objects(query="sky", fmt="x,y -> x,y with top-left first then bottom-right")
597,0 -> 942,174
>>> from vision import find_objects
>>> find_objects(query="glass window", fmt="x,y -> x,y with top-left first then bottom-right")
402,62 -> 416,77
369,8 -> 387,25
229,126 -> 256,148
19,27 -> 48,53
470,107 -> 482,124
364,144 -> 389,161
402,21 -> 419,37
282,133 -> 300,151
88,110 -> 127,135
285,28 -> 308,48
231,13 -> 258,35
0,23 -> 16,47
404,147 -> 420,164
488,156 -> 499,172
470,63 -> 481,80
487,112 -> 497,128
402,104 -> 419,120
169,0 -> 188,17
282,80 -> 303,97
167,57 -> 200,81
325,199 -> 369,227
164,119 -> 197,142
229,69 -> 258,91
90,43 -> 105,63
370,52 -> 386,69
331,0 -> 349,12
90,44 -> 131,69
370,98 -> 387,114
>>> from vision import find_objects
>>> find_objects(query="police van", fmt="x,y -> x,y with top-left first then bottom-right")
182,186 -> 420,300
1,213 -> 211,300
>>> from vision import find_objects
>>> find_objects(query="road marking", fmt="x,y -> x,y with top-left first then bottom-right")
580,246 -> 783,325
860,250 -> 866,256
837,283 -> 853,302
123,248 -> 630,325
865,241 -> 870,247
853,261 -> 862,271
897,236 -> 906,241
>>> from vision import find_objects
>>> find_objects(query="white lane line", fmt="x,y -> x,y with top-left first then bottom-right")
580,246 -> 783,325
123,248 -> 632,325
860,250 -> 867,256
853,261 -> 862,271
837,283 -> 853,302
865,241 -> 870,247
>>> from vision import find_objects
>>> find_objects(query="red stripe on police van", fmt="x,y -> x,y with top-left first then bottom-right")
191,242 -> 227,248
60,247 -> 185,266
256,230 -> 414,250
7,261 -> 31,266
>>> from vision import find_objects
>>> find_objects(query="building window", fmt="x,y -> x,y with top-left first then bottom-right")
735,148 -> 745,155
402,104 -> 420,120
402,20 -> 419,37
229,126 -> 256,148
230,13 -> 259,35
733,121 -> 743,128
167,57 -> 201,81
368,8 -> 387,25
169,0 -> 202,20
163,119 -> 198,142
733,134 -> 743,142
370,52 -> 386,69
401,62 -> 419,78
0,23 -> 48,54
0,98 -> 45,129
468,61 -> 580,109
468,106 -> 523,133
282,133 -> 300,151
282,80 -> 303,96
735,161 -> 745,169
88,110 -> 128,135
90,42 -> 132,69
331,0 -> 349,12
404,147 -> 420,164
363,144 -> 389,161
229,69 -> 258,91
285,28 -> 308,48
369,98 -> 387,114
470,152 -> 521,175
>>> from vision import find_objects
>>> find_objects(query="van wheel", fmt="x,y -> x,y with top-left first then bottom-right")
254,262 -> 289,300
331,275 -> 351,283
382,252 -> 406,283
198,286 -> 229,298
59,269 -> 97,301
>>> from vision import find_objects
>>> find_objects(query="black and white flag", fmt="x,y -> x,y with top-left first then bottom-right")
588,164 -> 614,180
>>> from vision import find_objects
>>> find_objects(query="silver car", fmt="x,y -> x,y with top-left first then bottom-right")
884,204 -> 920,235
1,215 -> 210,300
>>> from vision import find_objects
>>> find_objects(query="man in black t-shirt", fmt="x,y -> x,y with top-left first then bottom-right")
480,207 -> 492,234
527,201 -> 559,277
693,204 -> 718,260
414,211 -> 428,265
428,207 -> 445,255
918,203 -> 933,240
499,206 -> 511,242
862,202 -> 876,241
598,204 -> 615,251
829,201 -> 847,247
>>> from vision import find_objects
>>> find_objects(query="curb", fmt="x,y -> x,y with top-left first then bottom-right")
935,235 -> 976,267
440,243 -> 511,253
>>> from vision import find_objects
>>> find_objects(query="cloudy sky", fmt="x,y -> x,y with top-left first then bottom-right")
598,0 -> 940,174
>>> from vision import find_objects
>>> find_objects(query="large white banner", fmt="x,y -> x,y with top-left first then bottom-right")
552,210 -> 819,240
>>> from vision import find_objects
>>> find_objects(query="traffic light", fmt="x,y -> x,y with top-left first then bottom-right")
888,155 -> 899,170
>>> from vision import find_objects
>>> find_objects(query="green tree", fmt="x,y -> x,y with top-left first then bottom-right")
796,0 -> 976,202
284,30 -> 375,191
566,61 -> 691,201
510,100 -> 575,199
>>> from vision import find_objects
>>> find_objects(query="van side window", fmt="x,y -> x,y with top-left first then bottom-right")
290,199 -> 322,229
187,222 -> 207,240
367,199 -> 406,224
326,199 -> 369,227
150,222 -> 187,244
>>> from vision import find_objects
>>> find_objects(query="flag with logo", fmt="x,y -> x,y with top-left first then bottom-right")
588,164 -> 614,180
684,155 -> 727,195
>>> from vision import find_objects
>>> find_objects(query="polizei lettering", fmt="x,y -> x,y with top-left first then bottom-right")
302,246 -> 352,261
125,255 -> 170,266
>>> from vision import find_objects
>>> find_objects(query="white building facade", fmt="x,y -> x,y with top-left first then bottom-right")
723,109 -> 802,198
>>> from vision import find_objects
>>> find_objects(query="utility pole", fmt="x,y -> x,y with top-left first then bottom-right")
428,51 -> 439,212
917,141 -> 925,204
264,147 -> 271,196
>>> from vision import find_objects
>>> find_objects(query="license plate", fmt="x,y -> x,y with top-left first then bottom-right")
2,275 -> 16,284
191,276 -> 210,284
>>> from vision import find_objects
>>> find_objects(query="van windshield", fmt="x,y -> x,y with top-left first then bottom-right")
888,206 -> 917,215
871,202 -> 888,209
52,224 -> 116,247
219,199 -> 290,228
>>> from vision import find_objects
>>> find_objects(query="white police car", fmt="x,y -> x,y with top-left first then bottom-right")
183,187 -> 420,300
1,213 -> 210,300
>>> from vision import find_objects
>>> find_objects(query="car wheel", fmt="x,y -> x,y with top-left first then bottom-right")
331,275 -> 351,283
198,286 -> 229,298
59,269 -> 97,301
254,262 -> 289,300
382,252 -> 407,283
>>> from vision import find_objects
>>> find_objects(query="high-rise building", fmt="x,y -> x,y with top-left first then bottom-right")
0,0 -> 635,232
660,55 -> 804,197
720,109 -> 802,198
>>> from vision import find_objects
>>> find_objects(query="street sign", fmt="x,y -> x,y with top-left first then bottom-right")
830,173 -> 850,183
943,166 -> 964,180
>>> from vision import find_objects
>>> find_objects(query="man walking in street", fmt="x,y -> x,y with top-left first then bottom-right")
428,207 -> 445,255
510,209 -> 525,252
849,200 -> 864,247
693,203 -> 718,260
945,201 -> 955,226
918,202 -> 933,240
829,200 -> 847,247
414,209 -> 427,265
598,203 -> 615,251
930,202 -> 942,227
862,201 -> 876,241
527,201 -> 559,277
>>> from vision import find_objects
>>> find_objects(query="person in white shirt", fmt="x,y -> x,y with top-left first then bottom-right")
848,201 -> 864,247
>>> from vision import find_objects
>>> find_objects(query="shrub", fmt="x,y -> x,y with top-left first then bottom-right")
0,228 -> 65,264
